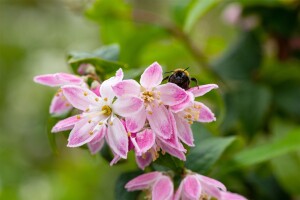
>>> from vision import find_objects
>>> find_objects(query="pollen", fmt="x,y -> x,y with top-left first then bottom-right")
127,132 -> 131,137
83,92 -> 88,96
89,131 -> 93,135
142,91 -> 155,103
98,122 -> 103,125
109,121 -> 113,126
95,97 -> 99,102
101,105 -> 112,116
104,97 -> 108,101
76,115 -> 81,119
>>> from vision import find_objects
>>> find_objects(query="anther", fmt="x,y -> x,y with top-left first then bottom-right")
89,131 -> 93,135
88,120 -> 92,123
104,97 -> 108,101
95,97 -> 99,102
83,92 -> 88,96
76,115 -> 81,119
85,108 -> 90,112
98,122 -> 103,125
109,121 -> 113,126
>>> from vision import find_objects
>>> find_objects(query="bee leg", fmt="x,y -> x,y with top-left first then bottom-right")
162,76 -> 169,82
191,77 -> 199,88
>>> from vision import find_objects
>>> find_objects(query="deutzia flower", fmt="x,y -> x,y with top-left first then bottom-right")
112,62 -> 188,159
34,73 -> 83,116
52,69 -> 143,159
125,172 -> 174,200
170,84 -> 218,146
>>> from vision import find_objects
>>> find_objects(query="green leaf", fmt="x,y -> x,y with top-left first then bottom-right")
212,31 -> 262,81
115,170 -> 143,200
184,0 -> 220,33
152,153 -> 184,173
185,136 -> 236,174
67,44 -> 127,78
271,153 -> 300,195
224,128 -> 300,172
234,83 -> 272,136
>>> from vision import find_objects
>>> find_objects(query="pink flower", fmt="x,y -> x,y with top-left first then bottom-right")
112,62 -> 188,159
125,172 -> 173,200
51,69 -> 144,158
34,73 -> 83,116
174,174 -> 226,200
170,84 -> 218,146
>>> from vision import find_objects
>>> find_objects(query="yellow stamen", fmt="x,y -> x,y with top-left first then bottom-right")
88,120 -> 92,123
104,97 -> 108,101
95,97 -> 99,102
65,103 -> 70,107
109,121 -> 113,126
83,92 -> 88,96
76,115 -> 81,119
89,131 -> 93,135
85,108 -> 90,112
101,105 -> 112,116
127,132 -> 131,137
98,122 -> 103,126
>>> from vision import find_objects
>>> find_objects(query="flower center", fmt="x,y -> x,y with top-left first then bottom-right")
101,105 -> 112,116
141,91 -> 155,103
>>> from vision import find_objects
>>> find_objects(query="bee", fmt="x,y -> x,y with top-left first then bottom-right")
163,68 -> 198,90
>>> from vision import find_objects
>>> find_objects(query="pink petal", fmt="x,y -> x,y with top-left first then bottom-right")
157,83 -> 188,106
62,85 -> 99,111
112,80 -> 140,97
140,62 -> 163,88
88,126 -> 107,154
100,69 -> 123,103
201,181 -> 222,199
110,153 -> 121,166
34,73 -> 82,87
221,191 -> 248,200
173,113 -> 194,146
157,111 -> 186,151
113,96 -> 143,117
135,129 -> 155,155
67,118 -> 98,147
125,172 -> 162,191
147,104 -> 173,139
106,117 -> 128,159
195,102 -> 216,122
51,115 -> 81,133
125,109 -> 146,133
88,138 -> 105,155
169,92 -> 194,113
49,92 -> 73,116
152,176 -> 174,200
156,139 -> 186,161
198,175 -> 226,191
136,152 -> 152,170
188,84 -> 218,97
183,175 -> 202,199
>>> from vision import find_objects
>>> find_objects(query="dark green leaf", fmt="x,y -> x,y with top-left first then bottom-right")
152,153 -> 184,173
212,31 -> 262,81
67,44 -> 127,77
234,83 -> 272,136
115,170 -> 143,200
185,136 -> 236,174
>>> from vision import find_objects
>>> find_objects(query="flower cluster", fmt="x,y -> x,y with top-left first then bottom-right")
34,61 -> 247,199
126,170 -> 247,200
34,62 -> 217,168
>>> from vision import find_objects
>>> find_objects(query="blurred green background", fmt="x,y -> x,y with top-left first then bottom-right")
1,0 -> 300,199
